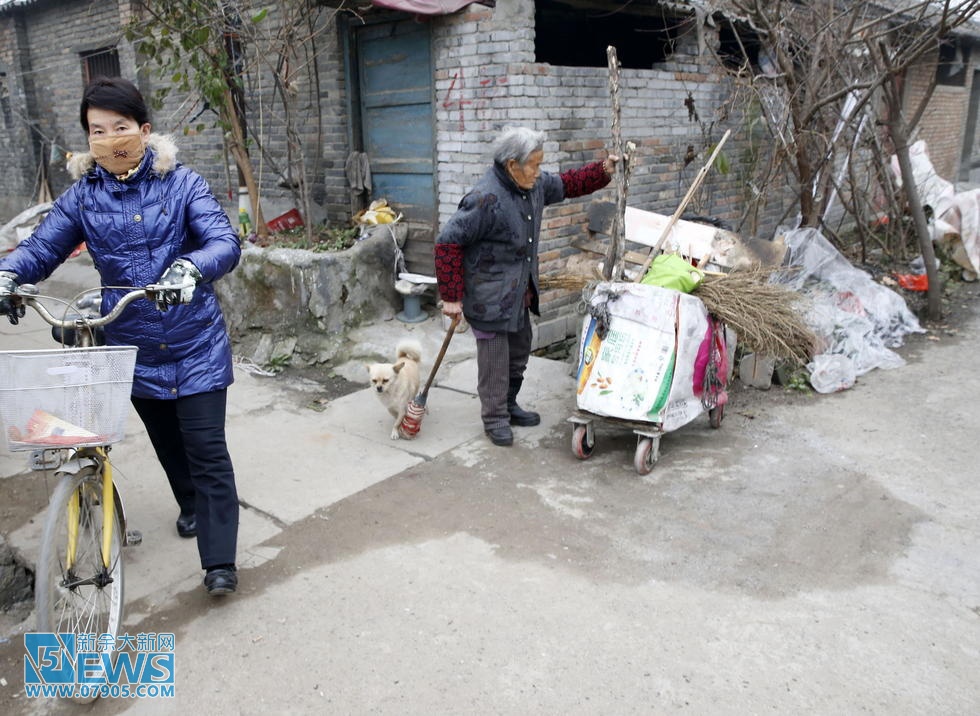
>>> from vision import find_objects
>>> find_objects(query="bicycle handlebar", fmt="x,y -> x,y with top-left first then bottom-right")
1,284 -> 165,331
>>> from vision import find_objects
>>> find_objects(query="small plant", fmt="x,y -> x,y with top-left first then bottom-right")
264,353 -> 292,374
254,223 -> 360,253
784,369 -> 813,395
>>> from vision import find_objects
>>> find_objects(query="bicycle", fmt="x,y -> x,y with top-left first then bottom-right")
0,282 -> 171,699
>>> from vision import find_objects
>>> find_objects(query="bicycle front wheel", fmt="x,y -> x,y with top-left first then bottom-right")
35,465 -> 125,643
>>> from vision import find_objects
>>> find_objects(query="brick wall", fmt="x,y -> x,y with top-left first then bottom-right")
3,0 -> 971,351
0,13 -> 37,220
134,3 -> 351,228
0,0 -> 351,230
431,2 -> 796,347
0,0 -> 138,216
903,48 -> 973,181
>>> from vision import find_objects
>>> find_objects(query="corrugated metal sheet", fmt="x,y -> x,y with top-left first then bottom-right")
0,0 -> 38,10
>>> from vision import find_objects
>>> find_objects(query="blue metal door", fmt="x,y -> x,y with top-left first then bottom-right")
354,19 -> 435,222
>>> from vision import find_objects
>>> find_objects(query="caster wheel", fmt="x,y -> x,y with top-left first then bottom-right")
633,436 -> 659,475
571,424 -> 594,459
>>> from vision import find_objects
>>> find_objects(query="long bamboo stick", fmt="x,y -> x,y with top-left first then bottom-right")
633,129 -> 732,281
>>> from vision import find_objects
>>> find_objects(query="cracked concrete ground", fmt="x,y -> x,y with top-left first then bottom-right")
1,258 -> 978,714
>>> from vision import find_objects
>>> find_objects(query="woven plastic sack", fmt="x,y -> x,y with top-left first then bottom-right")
640,253 -> 704,293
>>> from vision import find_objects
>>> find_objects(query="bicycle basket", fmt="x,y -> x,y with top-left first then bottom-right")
0,346 -> 138,452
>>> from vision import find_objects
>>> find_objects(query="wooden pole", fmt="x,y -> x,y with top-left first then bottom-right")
604,46 -> 626,281
634,129 -> 732,281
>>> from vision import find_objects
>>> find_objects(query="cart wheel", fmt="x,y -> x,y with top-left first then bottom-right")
633,436 -> 659,475
709,403 -> 725,429
571,424 -> 594,459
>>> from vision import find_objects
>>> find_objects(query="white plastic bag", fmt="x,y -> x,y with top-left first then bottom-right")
806,354 -> 857,394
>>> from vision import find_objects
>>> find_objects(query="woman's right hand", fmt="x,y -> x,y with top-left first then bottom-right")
441,300 -> 463,317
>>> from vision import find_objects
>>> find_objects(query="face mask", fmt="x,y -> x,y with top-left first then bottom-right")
89,133 -> 145,175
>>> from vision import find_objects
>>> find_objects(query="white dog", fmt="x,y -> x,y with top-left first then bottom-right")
366,340 -> 422,439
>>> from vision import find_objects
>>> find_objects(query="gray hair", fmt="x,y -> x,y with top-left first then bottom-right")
492,126 -> 546,165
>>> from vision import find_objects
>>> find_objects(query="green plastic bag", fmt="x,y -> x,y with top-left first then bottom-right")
640,253 -> 704,293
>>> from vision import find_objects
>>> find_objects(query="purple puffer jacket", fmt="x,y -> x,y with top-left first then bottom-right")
0,134 -> 241,399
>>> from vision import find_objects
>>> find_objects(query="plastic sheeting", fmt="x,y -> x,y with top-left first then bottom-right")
891,140 -> 980,281
776,228 -> 924,393
371,0 -> 494,14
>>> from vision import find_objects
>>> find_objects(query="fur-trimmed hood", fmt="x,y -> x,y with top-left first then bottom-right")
67,133 -> 179,181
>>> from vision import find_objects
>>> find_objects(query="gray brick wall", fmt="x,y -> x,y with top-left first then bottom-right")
431,2 -> 799,348
2,0 -> 970,352
0,0 -> 351,229
0,14 -> 37,220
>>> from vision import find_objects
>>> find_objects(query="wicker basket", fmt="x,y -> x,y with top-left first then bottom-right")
0,346 -> 137,452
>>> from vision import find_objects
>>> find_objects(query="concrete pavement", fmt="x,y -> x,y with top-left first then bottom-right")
1,255 -> 979,713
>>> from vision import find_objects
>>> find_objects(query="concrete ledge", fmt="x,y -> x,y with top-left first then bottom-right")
216,229 -> 404,366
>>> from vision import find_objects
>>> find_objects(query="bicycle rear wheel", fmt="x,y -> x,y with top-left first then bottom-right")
35,465 -> 125,645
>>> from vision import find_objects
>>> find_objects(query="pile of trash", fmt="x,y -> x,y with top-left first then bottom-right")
0,203 -> 52,253
775,228 -> 925,393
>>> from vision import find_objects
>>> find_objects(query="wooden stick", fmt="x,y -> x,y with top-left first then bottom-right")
634,129 -> 732,281
603,45 -> 625,281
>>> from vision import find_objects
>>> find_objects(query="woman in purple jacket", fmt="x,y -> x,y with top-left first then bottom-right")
0,77 -> 241,596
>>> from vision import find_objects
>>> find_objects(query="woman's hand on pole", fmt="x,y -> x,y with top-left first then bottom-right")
603,154 -> 622,176
441,300 -> 463,317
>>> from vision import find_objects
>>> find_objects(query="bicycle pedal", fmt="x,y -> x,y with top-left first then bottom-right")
125,529 -> 143,547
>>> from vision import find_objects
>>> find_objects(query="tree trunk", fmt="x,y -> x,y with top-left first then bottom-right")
890,118 -> 942,320
221,89 -> 268,238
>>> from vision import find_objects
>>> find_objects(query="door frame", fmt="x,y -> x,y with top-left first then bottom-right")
339,12 -> 438,227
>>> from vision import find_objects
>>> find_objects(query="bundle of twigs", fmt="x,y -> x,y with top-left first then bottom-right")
540,267 -> 817,366
692,268 -> 817,366
539,274 -> 595,291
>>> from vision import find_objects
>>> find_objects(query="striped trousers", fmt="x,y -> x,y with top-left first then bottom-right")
475,309 -> 532,430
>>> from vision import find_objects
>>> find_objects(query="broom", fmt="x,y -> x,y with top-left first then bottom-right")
397,314 -> 460,439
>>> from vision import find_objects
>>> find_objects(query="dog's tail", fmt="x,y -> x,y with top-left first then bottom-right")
396,339 -> 422,363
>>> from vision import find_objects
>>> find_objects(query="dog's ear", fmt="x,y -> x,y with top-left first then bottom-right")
365,363 -> 373,374
392,362 -> 403,374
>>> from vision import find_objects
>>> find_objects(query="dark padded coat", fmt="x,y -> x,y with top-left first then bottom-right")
434,160 -> 610,333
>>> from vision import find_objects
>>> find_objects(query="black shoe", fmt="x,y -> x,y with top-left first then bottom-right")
485,426 -> 513,446
507,378 -> 541,427
204,567 -> 238,596
508,404 -> 541,427
176,514 -> 197,538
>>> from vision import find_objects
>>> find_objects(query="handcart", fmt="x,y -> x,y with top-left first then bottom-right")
568,281 -> 731,475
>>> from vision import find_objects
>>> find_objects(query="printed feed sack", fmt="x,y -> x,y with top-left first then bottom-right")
575,284 -> 680,422
575,283 -> 721,429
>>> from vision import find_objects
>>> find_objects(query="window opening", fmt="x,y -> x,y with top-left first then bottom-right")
81,48 -> 121,84
716,17 -> 760,72
936,37 -> 969,87
535,0 -> 689,69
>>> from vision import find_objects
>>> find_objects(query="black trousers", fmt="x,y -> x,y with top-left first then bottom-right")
131,389 -> 238,570
475,309 -> 532,430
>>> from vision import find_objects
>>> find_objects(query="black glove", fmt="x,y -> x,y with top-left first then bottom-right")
154,259 -> 202,312
0,271 -> 24,325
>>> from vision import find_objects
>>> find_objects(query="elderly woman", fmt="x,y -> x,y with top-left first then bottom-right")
435,126 -> 618,446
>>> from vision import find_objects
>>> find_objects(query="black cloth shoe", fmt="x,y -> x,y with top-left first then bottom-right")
507,378 -> 540,426
485,426 -> 513,446
176,514 -> 197,539
204,566 -> 237,596
507,403 -> 540,427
